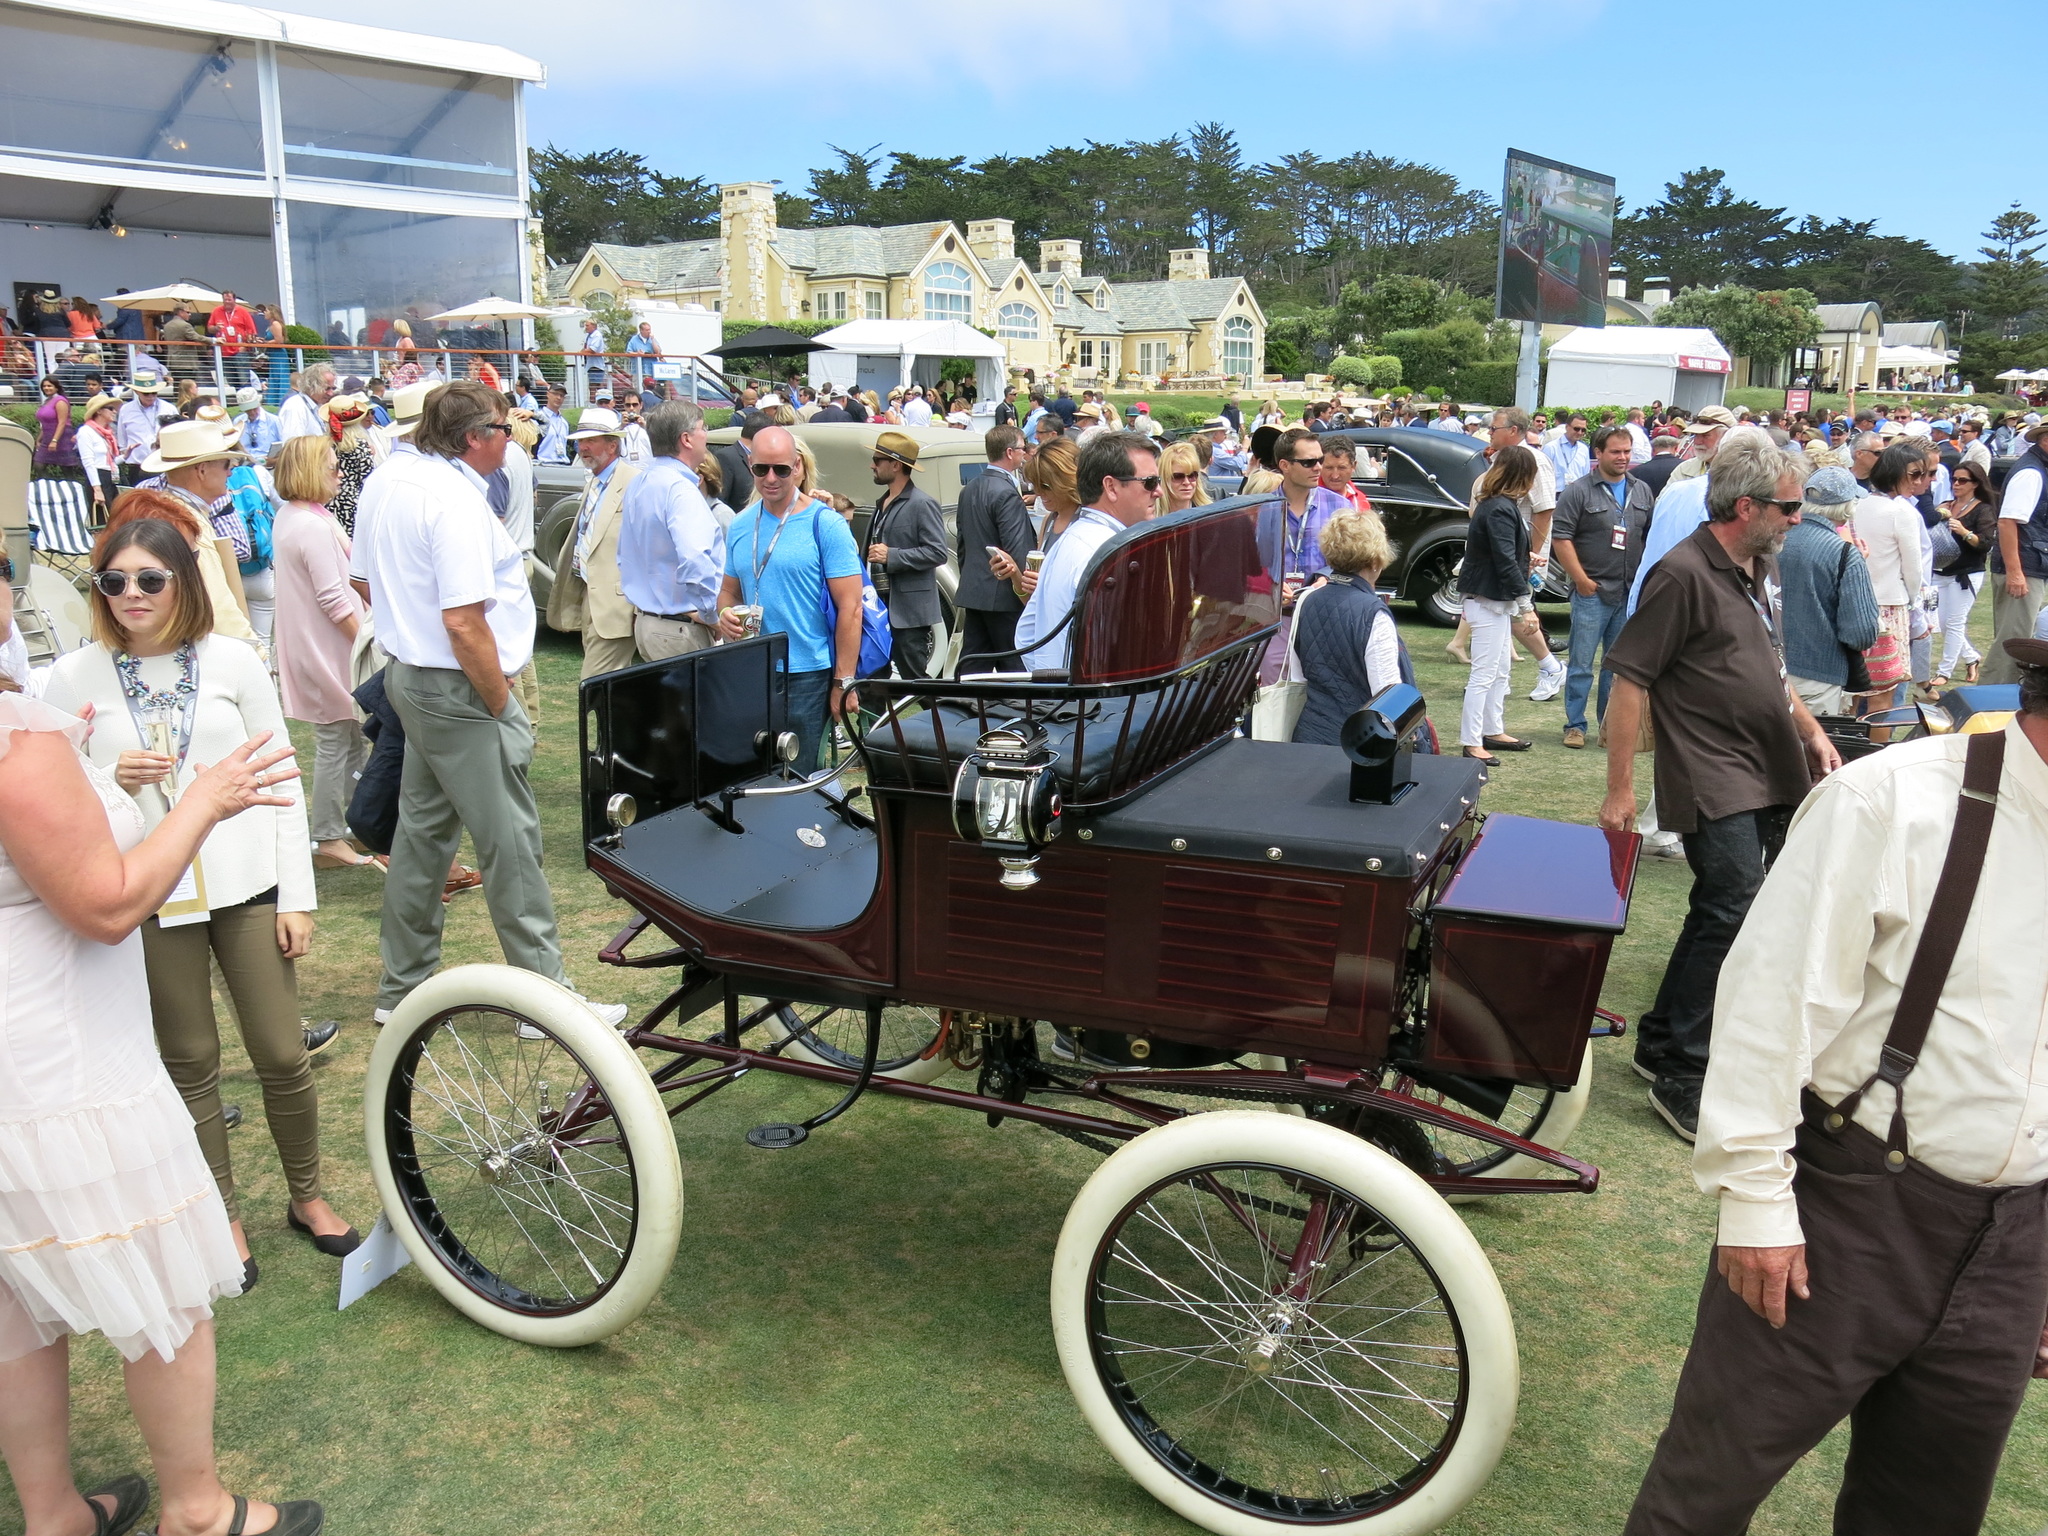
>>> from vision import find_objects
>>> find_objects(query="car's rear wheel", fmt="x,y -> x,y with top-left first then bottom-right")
1406,544 -> 1464,629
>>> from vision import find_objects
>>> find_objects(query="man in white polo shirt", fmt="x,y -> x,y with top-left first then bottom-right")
354,379 -> 623,1027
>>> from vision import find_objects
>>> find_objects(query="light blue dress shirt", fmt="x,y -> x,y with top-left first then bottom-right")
536,407 -> 570,465
619,457 -> 724,618
1628,474 -> 1711,614
1014,508 -> 1123,669
1544,436 -> 1590,489
237,408 -> 282,462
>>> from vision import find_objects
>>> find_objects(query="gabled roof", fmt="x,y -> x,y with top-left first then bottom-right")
579,240 -> 720,292
1049,300 -> 1123,337
771,222 -> 957,279
1115,276 -> 1245,323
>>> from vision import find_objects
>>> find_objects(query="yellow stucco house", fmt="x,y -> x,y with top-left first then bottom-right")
557,181 -> 1265,387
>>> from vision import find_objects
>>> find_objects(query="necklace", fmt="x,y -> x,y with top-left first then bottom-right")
114,642 -> 201,767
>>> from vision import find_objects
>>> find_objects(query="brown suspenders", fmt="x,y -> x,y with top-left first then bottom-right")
1823,729 -> 2007,1170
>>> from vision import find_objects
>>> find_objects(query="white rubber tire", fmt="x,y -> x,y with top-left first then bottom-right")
364,964 -> 683,1347
763,1002 -> 954,1084
1050,1112 -> 1518,1536
1449,1048 -> 1593,1202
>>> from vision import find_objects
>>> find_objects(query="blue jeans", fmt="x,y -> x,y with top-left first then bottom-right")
785,668 -> 833,773
1564,591 -> 1629,733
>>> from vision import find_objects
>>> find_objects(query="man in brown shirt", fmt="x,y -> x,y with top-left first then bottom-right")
1599,437 -> 1842,1140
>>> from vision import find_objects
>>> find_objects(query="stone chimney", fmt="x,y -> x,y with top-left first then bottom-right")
967,219 -> 1014,265
719,182 -> 777,321
1642,277 -> 1671,311
1040,238 -> 1084,277
1168,248 -> 1211,282
1607,274 -> 1628,299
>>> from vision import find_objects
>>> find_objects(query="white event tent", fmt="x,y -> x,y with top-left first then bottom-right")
806,319 -> 1007,403
1543,326 -> 1732,410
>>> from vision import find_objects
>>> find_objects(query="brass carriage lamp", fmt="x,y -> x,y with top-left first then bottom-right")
951,722 -> 1063,890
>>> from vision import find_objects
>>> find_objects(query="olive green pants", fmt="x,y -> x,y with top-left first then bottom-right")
142,904 -> 320,1222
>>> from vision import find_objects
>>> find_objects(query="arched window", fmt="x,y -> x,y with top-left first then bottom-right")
996,302 -> 1039,340
1221,315 -> 1254,377
922,260 -> 972,323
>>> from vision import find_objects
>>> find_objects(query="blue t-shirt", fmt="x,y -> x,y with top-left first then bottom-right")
723,497 -> 862,674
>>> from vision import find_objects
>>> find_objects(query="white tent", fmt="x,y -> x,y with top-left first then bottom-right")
807,319 -> 1008,403
1543,326 -> 1732,411
1876,345 -> 1953,371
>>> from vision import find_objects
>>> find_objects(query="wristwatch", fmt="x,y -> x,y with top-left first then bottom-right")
834,677 -> 856,688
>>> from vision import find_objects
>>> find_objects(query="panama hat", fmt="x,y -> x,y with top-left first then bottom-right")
129,369 -> 164,395
140,417 -> 249,474
385,380 -> 437,435
872,430 -> 921,467
568,406 -> 623,441
234,385 -> 265,410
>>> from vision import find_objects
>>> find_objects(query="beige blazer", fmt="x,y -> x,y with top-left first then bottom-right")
547,459 -> 639,640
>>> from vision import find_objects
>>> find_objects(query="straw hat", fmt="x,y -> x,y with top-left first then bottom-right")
568,406 -> 623,441
83,392 -> 122,419
326,394 -> 371,428
129,369 -> 165,396
872,430 -> 921,467
386,380 -> 437,435
141,418 -> 249,474
234,385 -> 266,411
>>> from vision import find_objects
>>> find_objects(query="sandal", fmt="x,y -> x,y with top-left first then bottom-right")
1460,747 -> 1500,765
82,1473 -> 151,1536
311,851 -> 375,870
1962,660 -> 1980,684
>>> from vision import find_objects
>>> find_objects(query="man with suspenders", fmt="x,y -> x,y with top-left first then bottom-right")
1628,636 -> 2048,1534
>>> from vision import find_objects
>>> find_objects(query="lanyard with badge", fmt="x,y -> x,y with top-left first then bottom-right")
1607,477 -> 1631,550
115,643 -> 211,923
750,496 -> 815,587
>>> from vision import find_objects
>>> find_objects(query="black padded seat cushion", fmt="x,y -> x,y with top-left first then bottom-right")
861,695 -> 1162,799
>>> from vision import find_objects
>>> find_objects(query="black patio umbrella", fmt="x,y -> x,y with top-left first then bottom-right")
706,326 -> 831,359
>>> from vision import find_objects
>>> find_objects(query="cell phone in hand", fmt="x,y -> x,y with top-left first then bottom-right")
985,545 -> 1005,560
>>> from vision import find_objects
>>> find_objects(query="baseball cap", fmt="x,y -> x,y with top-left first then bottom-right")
1803,466 -> 1861,506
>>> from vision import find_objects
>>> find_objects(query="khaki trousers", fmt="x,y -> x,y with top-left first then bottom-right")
142,904 -> 319,1221
513,659 -> 541,731
632,612 -> 716,661
1982,574 -> 2045,684
377,662 -> 567,1008
580,628 -> 638,680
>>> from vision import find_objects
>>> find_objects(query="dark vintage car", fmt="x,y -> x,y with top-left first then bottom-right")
1323,426 -> 1490,628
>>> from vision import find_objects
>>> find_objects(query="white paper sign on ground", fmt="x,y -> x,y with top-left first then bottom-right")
338,1214 -> 412,1310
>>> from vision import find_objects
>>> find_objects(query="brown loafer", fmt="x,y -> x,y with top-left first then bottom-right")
442,866 -> 484,903
1562,727 -> 1586,749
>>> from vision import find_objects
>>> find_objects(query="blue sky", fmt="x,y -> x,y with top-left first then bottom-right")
283,0 -> 2034,260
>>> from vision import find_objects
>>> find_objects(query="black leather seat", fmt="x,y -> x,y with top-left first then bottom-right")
861,695 -> 1163,800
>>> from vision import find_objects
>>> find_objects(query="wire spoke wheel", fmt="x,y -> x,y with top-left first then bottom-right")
366,966 -> 681,1347
1397,1050 -> 1592,1192
764,1001 -> 952,1083
1053,1114 -> 1515,1535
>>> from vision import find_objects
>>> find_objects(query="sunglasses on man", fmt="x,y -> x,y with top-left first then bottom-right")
92,568 -> 176,597
1112,474 -> 1163,493
750,462 -> 796,478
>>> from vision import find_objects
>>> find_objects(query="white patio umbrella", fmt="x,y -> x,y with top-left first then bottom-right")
425,296 -> 557,384
98,281 -> 223,312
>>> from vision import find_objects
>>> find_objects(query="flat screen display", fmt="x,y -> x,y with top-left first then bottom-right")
1496,150 -> 1615,329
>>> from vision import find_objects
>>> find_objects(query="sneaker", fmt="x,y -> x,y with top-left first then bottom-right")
1648,1078 -> 1701,1142
303,1019 -> 341,1055
372,1007 -> 395,1027
1562,727 -> 1586,749
577,995 -> 631,1029
1630,1048 -> 1660,1083
1646,839 -> 1688,862
1528,659 -> 1565,702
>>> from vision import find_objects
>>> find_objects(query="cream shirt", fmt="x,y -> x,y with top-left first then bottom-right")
1696,721 -> 2048,1248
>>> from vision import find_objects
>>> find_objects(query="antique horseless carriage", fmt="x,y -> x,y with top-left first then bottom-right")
364,495 -> 1640,1535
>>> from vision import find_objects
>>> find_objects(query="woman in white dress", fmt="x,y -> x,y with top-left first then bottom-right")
0,671 -> 322,1533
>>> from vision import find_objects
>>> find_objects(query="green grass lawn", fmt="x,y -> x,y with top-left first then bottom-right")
23,602 -> 2046,1536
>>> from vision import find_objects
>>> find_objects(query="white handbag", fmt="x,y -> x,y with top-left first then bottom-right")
1249,588 -> 1317,742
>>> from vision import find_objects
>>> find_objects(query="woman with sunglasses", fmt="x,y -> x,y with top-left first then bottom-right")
1852,443 -> 1937,718
1155,440 -> 1211,516
1930,459 -> 1999,687
42,512 -> 359,1294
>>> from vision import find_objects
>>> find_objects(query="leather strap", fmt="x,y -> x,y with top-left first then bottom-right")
227,1493 -> 249,1536
1826,729 -> 2006,1169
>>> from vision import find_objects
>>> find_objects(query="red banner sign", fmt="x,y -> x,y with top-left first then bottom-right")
1784,388 -> 1812,413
